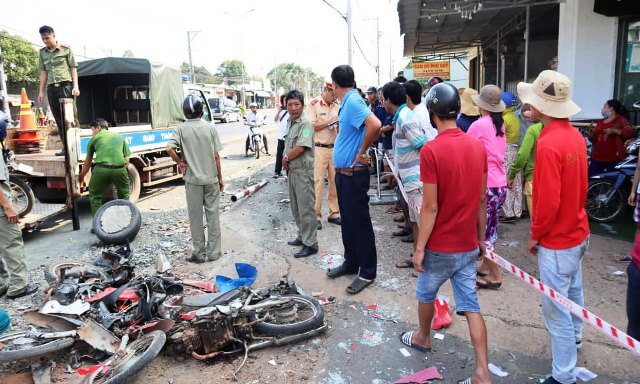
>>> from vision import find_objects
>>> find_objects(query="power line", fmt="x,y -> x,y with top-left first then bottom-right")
320,0 -> 346,20
353,34 -> 376,68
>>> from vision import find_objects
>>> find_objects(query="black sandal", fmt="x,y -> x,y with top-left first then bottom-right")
326,264 -> 357,279
395,257 -> 413,269
346,277 -> 374,294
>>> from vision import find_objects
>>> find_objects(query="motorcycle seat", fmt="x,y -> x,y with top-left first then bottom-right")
182,289 -> 242,308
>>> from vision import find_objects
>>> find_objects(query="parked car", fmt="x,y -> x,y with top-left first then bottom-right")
209,97 -> 241,123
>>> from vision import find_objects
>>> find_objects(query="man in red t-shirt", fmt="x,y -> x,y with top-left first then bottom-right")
399,83 -> 492,384
519,70 -> 589,384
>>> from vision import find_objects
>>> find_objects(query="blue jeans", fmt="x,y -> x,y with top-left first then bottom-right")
416,248 -> 480,314
538,238 -> 589,384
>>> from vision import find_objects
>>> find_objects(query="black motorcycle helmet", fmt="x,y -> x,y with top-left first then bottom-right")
425,76 -> 443,89
182,94 -> 203,119
425,82 -> 461,118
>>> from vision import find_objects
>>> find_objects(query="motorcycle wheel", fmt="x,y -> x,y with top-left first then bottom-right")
9,176 -> 35,218
44,260 -> 108,285
254,137 -> 261,159
254,294 -> 324,336
585,179 -> 626,223
0,331 -> 74,363
82,331 -> 166,384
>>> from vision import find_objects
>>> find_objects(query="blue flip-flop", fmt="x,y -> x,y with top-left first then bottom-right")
399,331 -> 432,353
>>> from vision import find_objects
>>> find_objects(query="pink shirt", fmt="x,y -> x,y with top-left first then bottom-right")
467,115 -> 507,188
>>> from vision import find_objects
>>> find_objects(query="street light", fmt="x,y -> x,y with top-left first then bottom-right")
224,9 -> 255,106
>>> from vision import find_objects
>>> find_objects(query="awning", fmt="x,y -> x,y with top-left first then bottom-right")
398,0 -> 560,56
255,91 -> 271,98
593,0 -> 640,17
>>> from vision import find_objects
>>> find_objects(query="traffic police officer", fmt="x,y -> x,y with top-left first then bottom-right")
78,119 -> 131,216
306,83 -> 341,230
37,25 -> 79,156
283,90 -> 318,258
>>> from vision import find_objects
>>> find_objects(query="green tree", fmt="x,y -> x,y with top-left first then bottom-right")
215,60 -> 246,85
0,30 -> 39,85
267,63 -> 325,95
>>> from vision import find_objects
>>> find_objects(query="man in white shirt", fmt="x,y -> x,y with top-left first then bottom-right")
405,80 -> 437,140
274,94 -> 289,177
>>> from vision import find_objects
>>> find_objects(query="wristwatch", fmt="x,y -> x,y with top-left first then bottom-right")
283,154 -> 289,161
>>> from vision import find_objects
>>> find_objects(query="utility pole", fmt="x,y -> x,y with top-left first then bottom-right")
347,0 -> 353,66
187,30 -> 200,83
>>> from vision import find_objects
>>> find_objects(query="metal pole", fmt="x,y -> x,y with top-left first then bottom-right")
376,18 -> 381,85
524,5 -> 530,81
61,98 -> 79,230
347,0 -> 353,66
496,31 -> 500,85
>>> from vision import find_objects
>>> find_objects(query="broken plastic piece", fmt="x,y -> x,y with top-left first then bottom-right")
366,304 -> 378,311
394,366 -> 443,383
432,297 -> 452,330
319,296 -> 336,305
488,363 -> 508,377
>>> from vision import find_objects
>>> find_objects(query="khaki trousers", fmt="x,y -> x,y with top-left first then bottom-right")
289,168 -> 318,248
313,146 -> 339,220
524,180 -> 533,221
0,214 -> 28,296
185,182 -> 221,260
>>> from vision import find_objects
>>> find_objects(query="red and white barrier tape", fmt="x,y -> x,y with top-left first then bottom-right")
382,149 -> 640,357
487,250 -> 640,357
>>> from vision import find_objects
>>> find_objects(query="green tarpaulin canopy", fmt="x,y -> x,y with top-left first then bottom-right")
77,57 -> 183,128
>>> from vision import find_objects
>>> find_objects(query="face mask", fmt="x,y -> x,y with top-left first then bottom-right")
602,112 -> 610,119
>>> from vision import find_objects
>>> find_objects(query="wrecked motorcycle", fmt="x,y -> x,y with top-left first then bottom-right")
164,279 -> 326,373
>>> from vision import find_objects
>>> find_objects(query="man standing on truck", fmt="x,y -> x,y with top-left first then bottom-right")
37,25 -> 80,156
0,156 -> 39,299
167,95 -> 225,264
78,119 -> 131,220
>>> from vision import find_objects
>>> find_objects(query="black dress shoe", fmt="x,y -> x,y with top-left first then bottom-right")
55,151 -> 65,157
7,283 -> 39,299
392,229 -> 411,237
186,254 -> 205,264
317,220 -> 323,230
294,245 -> 318,258
287,238 -> 303,246
327,217 -> 341,225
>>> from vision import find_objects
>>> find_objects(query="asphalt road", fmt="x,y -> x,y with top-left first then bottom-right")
214,109 -> 277,142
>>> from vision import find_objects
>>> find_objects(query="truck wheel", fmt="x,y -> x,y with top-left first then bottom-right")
93,199 -> 142,245
127,164 -> 141,203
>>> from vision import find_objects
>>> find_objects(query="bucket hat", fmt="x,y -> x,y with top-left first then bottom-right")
460,88 -> 480,116
471,85 -> 505,113
517,70 -> 580,118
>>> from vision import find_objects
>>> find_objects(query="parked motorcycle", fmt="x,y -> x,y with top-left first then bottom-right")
2,148 -> 35,218
586,137 -> 640,222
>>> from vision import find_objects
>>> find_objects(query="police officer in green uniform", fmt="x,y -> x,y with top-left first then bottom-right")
0,158 -> 38,299
37,25 -> 79,156
283,90 -> 318,258
78,119 -> 131,216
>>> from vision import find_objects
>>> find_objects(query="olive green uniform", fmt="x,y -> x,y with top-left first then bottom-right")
168,119 -> 224,261
0,161 -> 28,296
39,43 -> 77,144
285,114 -> 317,249
86,130 -> 131,215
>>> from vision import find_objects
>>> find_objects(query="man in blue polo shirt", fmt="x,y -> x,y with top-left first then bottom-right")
325,65 -> 382,295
